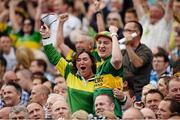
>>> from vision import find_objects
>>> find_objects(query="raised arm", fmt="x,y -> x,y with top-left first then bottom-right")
132,0 -> 146,21
56,13 -> 72,57
164,0 -> 174,22
94,0 -> 105,32
9,0 -> 21,32
109,26 -> 123,70
34,0 -> 44,31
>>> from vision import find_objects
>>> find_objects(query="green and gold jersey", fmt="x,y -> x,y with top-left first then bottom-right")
95,56 -> 124,90
94,56 -> 124,117
44,44 -> 95,114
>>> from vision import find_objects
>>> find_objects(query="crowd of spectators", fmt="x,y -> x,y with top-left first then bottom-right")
0,0 -> 180,119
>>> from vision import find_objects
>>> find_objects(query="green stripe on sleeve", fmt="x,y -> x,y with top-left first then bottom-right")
44,44 -> 61,65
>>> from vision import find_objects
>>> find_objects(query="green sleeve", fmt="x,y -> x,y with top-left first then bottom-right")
44,44 -> 61,65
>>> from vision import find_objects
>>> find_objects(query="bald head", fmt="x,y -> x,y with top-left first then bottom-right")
122,107 -> 144,120
30,85 -> 50,105
3,71 -> 17,83
27,102 -> 45,120
0,107 -> 11,119
141,107 -> 156,119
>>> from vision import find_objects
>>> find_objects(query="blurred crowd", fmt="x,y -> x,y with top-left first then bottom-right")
0,0 -> 180,119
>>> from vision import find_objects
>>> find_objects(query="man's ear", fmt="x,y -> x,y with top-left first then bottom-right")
110,103 -> 115,111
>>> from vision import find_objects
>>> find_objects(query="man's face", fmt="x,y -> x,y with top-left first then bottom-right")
149,6 -> 164,24
3,85 -> 20,106
30,86 -> 41,103
29,61 -> 44,73
95,95 -> 114,116
173,0 -> 180,14
53,0 -> 67,13
157,100 -> 172,119
27,103 -> 44,120
125,12 -> 138,24
0,36 -> 11,53
145,93 -> 162,113
53,84 -> 67,99
16,72 -> 28,91
75,36 -> 91,52
169,80 -> 180,102
55,76 -> 65,85
123,22 -> 139,45
52,101 -> 70,119
96,37 -> 112,59
152,57 -> 167,72
107,13 -> 120,28
10,111 -> 27,120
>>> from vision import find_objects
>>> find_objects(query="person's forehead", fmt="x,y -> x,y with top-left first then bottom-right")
4,85 -> 16,91
0,36 -> 11,41
97,36 -> 111,42
146,93 -> 161,99
27,103 -> 41,110
169,80 -> 180,87
124,22 -> 136,28
78,52 -> 89,58
52,101 -> 68,109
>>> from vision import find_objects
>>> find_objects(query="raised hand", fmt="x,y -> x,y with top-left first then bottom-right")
113,88 -> 125,101
109,26 -> 118,34
59,13 -> 69,24
39,24 -> 50,39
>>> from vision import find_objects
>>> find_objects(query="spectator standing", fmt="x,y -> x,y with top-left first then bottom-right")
122,21 -> 153,101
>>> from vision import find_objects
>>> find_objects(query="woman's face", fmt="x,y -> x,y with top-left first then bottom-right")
23,19 -> 33,34
76,52 -> 94,79
157,78 -> 168,96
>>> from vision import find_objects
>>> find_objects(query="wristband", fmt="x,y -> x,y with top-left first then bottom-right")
95,10 -> 102,15
111,33 -> 118,37
42,38 -> 52,46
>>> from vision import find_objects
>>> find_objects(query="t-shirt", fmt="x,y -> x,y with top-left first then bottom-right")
44,44 -> 94,113
94,56 -> 124,117
95,56 -> 124,89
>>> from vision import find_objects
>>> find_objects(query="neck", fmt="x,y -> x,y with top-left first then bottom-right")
83,72 -> 94,80
130,39 -> 140,49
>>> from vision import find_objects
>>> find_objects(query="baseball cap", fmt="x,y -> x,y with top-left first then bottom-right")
95,31 -> 112,41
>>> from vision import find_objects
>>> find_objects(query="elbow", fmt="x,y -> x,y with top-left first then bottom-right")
111,58 -> 122,70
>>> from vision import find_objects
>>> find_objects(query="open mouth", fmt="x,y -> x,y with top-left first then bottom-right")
80,66 -> 86,70
99,47 -> 106,52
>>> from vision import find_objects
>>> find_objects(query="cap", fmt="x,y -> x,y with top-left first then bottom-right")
95,31 -> 112,41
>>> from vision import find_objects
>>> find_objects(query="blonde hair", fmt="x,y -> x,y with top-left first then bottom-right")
16,46 -> 35,70
71,110 -> 88,120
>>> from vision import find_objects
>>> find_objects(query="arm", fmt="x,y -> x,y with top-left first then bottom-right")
40,25 -> 70,78
56,13 -> 72,57
125,45 -> 144,68
9,0 -> 21,32
164,0 -> 173,22
34,0 -> 44,31
109,26 -> 123,70
133,0 -> 146,21
94,0 -> 105,32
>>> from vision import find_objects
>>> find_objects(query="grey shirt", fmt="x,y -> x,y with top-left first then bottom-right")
122,43 -> 153,96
